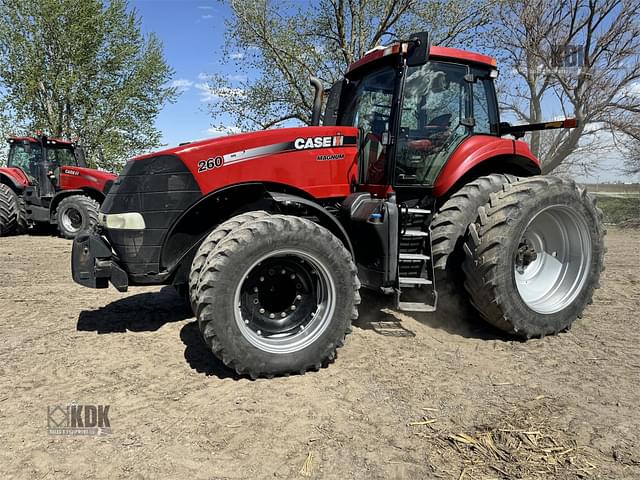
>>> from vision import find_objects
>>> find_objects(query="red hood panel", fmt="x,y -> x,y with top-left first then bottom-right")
58,166 -> 117,193
138,126 -> 361,199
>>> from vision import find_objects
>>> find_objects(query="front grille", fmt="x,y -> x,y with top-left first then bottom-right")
101,154 -> 201,275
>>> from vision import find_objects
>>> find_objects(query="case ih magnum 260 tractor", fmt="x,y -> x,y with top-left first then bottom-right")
0,135 -> 116,238
72,33 -> 605,378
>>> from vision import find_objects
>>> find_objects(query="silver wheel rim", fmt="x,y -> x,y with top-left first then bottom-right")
61,207 -> 83,233
233,248 -> 336,354
515,205 -> 592,314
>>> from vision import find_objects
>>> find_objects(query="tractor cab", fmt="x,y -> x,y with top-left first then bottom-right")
7,136 -> 87,198
323,33 -> 500,201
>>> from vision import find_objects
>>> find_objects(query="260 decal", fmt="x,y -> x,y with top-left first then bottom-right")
198,156 -> 224,173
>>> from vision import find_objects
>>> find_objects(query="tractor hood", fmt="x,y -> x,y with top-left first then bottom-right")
99,125 -> 359,282
58,166 -> 118,193
130,126 -> 360,198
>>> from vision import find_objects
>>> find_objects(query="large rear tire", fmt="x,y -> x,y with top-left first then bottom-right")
462,176 -> 605,338
431,173 -> 518,271
187,210 -> 270,311
0,184 -> 19,236
194,214 -> 359,378
55,195 -> 100,239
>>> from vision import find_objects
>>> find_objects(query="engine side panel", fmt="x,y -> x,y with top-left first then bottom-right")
143,126 -> 360,199
58,166 -> 117,193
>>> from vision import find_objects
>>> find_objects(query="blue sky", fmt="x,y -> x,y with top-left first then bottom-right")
131,0 -> 238,147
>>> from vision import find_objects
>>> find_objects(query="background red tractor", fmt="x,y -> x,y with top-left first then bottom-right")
72,33 -> 605,378
0,135 -> 117,238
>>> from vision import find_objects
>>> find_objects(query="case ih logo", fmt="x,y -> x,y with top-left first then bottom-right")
294,135 -> 344,150
62,168 -> 79,176
47,402 -> 112,435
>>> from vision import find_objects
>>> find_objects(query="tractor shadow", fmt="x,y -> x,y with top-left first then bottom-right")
76,286 -> 239,379
354,286 -> 510,341
77,286 -> 192,333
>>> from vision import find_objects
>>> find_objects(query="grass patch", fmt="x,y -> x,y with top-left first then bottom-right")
594,195 -> 640,226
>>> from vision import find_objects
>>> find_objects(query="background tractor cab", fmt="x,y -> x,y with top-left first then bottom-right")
0,135 -> 117,238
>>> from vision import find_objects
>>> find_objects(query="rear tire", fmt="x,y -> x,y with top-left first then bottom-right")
462,176 -> 605,338
187,210 -> 270,311
0,184 -> 19,236
431,173 -> 518,271
426,174 -> 518,323
55,195 -> 100,239
194,214 -> 359,378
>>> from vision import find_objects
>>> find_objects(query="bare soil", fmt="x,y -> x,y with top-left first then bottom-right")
0,228 -> 638,479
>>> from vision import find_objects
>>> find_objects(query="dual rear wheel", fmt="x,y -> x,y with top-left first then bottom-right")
462,176 -> 605,337
432,174 -> 604,338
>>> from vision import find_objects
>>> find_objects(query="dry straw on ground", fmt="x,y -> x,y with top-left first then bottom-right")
411,399 -> 598,479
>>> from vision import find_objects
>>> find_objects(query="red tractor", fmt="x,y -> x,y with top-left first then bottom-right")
0,135 -> 117,238
72,33 -> 605,378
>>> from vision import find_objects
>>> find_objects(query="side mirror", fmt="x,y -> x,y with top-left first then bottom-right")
406,32 -> 430,67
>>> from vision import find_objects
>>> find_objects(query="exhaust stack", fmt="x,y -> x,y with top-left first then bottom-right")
309,77 -> 323,126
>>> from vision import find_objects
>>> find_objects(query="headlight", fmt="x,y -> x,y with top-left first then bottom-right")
99,212 -> 146,230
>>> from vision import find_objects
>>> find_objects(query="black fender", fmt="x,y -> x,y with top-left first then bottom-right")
160,182 -> 353,286
268,192 -> 354,257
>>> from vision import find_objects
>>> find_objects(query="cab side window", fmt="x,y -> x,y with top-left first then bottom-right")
472,80 -> 492,134
472,77 -> 499,135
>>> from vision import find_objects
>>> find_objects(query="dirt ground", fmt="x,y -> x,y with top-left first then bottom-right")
0,228 -> 638,479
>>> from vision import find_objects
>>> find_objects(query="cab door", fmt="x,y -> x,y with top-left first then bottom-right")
393,61 -> 472,192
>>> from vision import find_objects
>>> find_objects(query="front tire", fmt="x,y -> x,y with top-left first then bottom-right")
187,210 -> 270,311
462,176 -> 605,337
194,215 -> 359,378
0,184 -> 19,236
55,195 -> 100,239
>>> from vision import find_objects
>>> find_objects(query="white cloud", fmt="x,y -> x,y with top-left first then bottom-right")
228,74 -> 248,82
230,52 -> 245,60
170,79 -> 193,92
197,72 -> 210,81
198,5 -> 214,9
207,126 -> 242,137
201,14 -> 214,20
196,83 -> 245,103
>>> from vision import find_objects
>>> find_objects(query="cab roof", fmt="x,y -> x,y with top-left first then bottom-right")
7,136 -> 74,146
347,44 -> 497,76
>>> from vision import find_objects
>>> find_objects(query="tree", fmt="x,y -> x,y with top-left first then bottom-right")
489,0 -> 640,174
207,0 -> 495,131
0,0 -> 176,170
